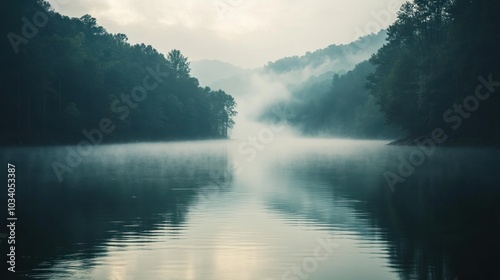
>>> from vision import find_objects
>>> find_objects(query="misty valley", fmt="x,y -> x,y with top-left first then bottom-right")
1,0 -> 500,280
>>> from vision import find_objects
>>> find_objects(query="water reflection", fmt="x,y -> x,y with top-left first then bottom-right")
260,142 -> 500,280
0,139 -> 499,279
1,142 -> 234,279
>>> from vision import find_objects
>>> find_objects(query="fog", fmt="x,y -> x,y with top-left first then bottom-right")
195,33 -> 387,140
230,69 -> 312,140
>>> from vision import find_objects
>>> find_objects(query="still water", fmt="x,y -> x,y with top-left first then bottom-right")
1,139 -> 499,280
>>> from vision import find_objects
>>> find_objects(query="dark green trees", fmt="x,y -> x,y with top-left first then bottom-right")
261,61 -> 398,139
255,31 -> 398,139
368,0 -> 500,141
167,49 -> 191,79
208,89 -> 237,138
0,0 -> 237,144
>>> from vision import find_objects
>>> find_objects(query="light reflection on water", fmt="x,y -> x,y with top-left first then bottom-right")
0,139 -> 499,279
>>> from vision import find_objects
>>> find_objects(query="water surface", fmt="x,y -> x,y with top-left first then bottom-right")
1,139 -> 499,279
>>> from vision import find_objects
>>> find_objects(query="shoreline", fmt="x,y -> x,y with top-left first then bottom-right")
388,134 -> 500,148
0,135 -> 229,148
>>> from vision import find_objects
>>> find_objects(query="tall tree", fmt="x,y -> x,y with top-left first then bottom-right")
167,49 -> 191,79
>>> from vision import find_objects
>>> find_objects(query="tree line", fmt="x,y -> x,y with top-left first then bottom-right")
262,0 -> 499,144
259,31 -> 400,139
261,61 -> 400,139
368,0 -> 500,143
1,0 -> 237,145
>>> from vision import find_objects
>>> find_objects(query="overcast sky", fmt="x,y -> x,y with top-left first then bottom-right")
47,0 -> 405,68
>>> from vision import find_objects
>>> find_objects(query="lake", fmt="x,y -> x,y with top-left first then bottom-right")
1,139 -> 499,280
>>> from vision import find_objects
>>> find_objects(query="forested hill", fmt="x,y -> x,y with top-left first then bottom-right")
260,61 -> 401,139
254,31 -> 398,139
1,0 -> 237,145
265,30 -> 387,75
261,0 -> 500,144
368,0 -> 500,144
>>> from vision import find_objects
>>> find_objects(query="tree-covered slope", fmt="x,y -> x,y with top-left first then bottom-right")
1,0 -> 237,145
368,0 -> 500,144
260,61 -> 401,139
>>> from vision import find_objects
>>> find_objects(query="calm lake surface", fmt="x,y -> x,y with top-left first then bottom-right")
1,139 -> 499,280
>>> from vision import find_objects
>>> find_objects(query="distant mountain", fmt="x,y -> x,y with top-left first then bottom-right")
264,29 -> 387,75
210,30 -> 388,97
190,60 -> 245,86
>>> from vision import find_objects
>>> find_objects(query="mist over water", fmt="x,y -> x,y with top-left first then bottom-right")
2,139 -> 499,280
2,1 -> 500,279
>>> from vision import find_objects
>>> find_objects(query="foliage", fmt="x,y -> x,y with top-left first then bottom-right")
261,61 -> 400,139
368,0 -> 500,139
0,0 -> 237,144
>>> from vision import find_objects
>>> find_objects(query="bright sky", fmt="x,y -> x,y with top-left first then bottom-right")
47,0 -> 405,68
